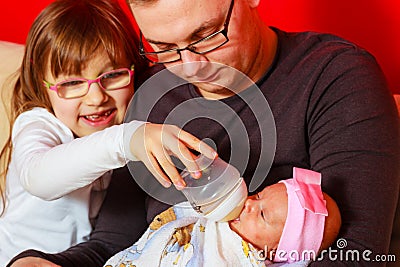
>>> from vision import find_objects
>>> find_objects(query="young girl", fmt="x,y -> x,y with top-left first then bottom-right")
0,0 -> 215,265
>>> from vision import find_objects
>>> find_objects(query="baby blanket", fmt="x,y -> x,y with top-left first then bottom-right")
104,202 -> 309,267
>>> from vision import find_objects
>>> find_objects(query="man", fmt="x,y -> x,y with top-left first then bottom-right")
9,0 -> 400,266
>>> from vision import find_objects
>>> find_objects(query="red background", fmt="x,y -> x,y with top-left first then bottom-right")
1,0 -> 399,93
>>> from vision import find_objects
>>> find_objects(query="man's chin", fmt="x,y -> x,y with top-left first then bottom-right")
194,83 -> 236,99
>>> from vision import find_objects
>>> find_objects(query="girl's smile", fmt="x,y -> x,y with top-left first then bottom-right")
80,108 -> 117,127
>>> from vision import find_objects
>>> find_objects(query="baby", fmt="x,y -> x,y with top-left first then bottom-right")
104,167 -> 341,266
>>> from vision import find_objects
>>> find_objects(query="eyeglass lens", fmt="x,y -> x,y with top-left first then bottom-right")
57,69 -> 131,99
146,31 -> 228,63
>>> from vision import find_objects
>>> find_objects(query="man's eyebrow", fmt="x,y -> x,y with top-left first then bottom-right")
145,38 -> 169,45
146,18 -> 220,45
191,19 -> 219,37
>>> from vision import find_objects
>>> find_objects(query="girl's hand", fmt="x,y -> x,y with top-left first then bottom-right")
130,123 -> 217,189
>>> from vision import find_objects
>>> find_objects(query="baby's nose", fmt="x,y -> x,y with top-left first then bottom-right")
243,198 -> 259,213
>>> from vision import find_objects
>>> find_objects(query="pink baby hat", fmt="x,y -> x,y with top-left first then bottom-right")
274,167 -> 328,263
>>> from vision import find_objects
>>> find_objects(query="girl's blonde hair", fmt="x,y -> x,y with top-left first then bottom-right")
0,0 -> 147,215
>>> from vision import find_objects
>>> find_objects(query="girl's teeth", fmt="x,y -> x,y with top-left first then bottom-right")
85,110 -> 112,121
86,114 -> 100,120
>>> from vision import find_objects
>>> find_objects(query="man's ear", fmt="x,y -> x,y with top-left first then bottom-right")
246,0 -> 260,9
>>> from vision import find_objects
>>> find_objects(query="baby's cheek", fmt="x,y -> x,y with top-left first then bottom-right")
240,225 -> 266,249
253,230 -> 269,248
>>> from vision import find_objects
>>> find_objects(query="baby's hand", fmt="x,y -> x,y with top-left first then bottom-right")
130,123 -> 217,189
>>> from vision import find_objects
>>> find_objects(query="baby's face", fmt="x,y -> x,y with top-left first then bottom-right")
229,183 -> 288,252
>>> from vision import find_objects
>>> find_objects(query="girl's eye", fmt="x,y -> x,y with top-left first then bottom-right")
261,210 -> 265,220
61,80 -> 85,87
102,70 -> 124,80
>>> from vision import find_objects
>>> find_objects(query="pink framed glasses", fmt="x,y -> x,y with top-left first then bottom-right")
43,66 -> 134,99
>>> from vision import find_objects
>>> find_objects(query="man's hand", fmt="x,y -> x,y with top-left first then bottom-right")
10,257 -> 61,267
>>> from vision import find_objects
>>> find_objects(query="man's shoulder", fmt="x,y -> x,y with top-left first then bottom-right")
274,27 -> 370,59
270,27 -> 378,81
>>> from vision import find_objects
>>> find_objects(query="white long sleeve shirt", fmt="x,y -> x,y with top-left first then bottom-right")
0,107 -> 144,266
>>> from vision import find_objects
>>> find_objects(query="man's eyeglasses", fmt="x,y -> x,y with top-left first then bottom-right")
43,66 -> 134,99
139,0 -> 234,64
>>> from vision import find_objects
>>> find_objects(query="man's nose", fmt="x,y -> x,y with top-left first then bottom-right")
179,50 -> 206,77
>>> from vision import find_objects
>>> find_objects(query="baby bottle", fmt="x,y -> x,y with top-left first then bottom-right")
181,155 -> 248,222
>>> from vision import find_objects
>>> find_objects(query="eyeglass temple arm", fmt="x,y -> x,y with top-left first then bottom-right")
43,80 -> 53,89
